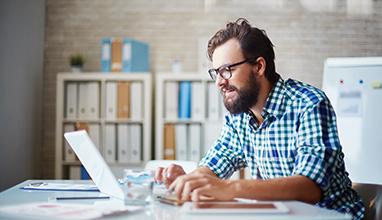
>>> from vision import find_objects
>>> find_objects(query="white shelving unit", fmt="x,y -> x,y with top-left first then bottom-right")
55,73 -> 152,179
155,72 -> 226,161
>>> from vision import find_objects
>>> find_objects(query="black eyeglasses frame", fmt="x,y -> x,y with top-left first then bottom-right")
208,59 -> 253,81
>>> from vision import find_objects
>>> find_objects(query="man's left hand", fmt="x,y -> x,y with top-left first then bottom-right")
168,172 -> 235,201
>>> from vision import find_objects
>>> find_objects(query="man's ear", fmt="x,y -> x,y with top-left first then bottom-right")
253,57 -> 266,77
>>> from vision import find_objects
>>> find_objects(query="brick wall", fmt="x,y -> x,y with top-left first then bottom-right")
42,0 -> 382,178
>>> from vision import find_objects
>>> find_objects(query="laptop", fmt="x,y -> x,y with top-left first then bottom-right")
64,130 -> 289,214
64,130 -> 124,200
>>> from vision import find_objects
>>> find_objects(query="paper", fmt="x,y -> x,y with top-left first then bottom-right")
0,202 -> 140,220
337,88 -> 363,117
21,182 -> 99,192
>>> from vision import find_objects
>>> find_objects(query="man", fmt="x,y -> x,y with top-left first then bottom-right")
155,18 -> 364,219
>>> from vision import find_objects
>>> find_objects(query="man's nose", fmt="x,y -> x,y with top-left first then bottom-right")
216,74 -> 228,89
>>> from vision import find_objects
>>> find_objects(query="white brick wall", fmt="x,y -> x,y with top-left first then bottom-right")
41,0 -> 382,178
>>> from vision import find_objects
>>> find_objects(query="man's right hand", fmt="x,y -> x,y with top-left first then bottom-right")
154,164 -> 186,188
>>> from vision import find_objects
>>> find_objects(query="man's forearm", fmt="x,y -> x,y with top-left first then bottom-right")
228,175 -> 322,204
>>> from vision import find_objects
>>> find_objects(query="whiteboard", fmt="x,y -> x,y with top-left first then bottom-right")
322,57 -> 382,184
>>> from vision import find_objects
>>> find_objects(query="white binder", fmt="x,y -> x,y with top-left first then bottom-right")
191,82 -> 205,120
87,82 -> 99,120
175,124 -> 188,160
129,124 -> 141,163
165,82 -> 179,120
69,166 -> 81,180
105,82 -> 117,120
220,94 -> 228,118
88,124 -> 100,150
78,83 -> 88,119
117,124 -> 129,163
104,124 -> 116,163
203,121 -> 222,154
207,82 -> 220,120
189,124 -> 201,162
130,82 -> 143,120
65,82 -> 77,119
63,124 -> 76,162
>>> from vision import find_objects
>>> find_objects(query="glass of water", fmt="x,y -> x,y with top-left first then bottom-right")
121,169 -> 154,206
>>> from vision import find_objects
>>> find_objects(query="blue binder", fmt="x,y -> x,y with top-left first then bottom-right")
178,81 -> 191,119
122,38 -> 149,72
80,165 -> 91,180
101,38 -> 111,72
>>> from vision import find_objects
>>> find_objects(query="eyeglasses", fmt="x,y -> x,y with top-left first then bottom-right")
208,59 -> 250,81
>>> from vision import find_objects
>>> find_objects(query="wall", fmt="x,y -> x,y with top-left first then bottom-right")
42,0 -> 382,178
0,0 -> 45,190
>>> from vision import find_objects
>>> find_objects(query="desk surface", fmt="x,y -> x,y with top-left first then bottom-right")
0,180 -> 352,220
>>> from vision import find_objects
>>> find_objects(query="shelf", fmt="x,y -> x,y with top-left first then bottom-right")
62,161 -> 81,166
58,72 -> 151,81
155,72 -> 225,161
105,119 -> 144,124
56,72 -> 152,179
63,119 -> 101,123
164,119 -> 204,124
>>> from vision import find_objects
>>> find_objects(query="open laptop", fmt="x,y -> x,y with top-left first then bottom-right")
64,130 -> 289,214
64,130 -> 124,200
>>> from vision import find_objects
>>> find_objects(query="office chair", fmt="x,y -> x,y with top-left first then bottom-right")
145,160 -> 198,174
352,182 -> 382,220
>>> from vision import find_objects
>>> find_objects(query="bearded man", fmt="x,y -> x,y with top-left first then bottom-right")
155,18 -> 364,220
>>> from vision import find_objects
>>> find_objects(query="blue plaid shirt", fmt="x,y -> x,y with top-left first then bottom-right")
200,77 -> 364,219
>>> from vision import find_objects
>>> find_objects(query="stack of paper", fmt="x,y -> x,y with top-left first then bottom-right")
0,202 -> 141,220
21,182 -> 99,192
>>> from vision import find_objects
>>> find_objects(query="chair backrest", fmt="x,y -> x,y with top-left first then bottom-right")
145,160 -> 198,174
352,182 -> 382,220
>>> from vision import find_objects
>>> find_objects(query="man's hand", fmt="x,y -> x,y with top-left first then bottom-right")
168,171 -> 235,202
157,165 -> 321,204
154,164 -> 186,187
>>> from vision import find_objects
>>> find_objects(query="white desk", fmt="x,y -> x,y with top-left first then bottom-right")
0,180 -> 352,220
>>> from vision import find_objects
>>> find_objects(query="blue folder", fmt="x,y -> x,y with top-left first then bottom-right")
178,81 -> 191,119
101,38 -> 111,72
122,38 -> 149,72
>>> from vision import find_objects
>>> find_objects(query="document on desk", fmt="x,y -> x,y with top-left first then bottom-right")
181,201 -> 289,214
21,182 -> 99,192
0,202 -> 142,220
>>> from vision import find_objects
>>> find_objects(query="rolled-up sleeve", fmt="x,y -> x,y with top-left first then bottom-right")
292,99 -> 342,194
199,115 -> 247,179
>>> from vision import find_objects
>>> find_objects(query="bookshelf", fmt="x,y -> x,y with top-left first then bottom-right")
55,73 -> 152,179
155,73 -> 226,162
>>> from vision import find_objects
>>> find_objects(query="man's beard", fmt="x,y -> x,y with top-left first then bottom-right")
222,73 -> 260,115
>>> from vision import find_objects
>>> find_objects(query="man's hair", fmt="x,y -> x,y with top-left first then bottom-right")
207,18 -> 278,84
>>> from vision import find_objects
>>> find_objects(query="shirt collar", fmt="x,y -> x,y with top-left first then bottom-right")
261,76 -> 286,118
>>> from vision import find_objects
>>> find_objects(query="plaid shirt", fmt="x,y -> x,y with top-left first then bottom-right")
200,77 -> 364,219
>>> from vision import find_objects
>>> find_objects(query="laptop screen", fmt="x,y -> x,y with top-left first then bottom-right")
64,130 -> 124,200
